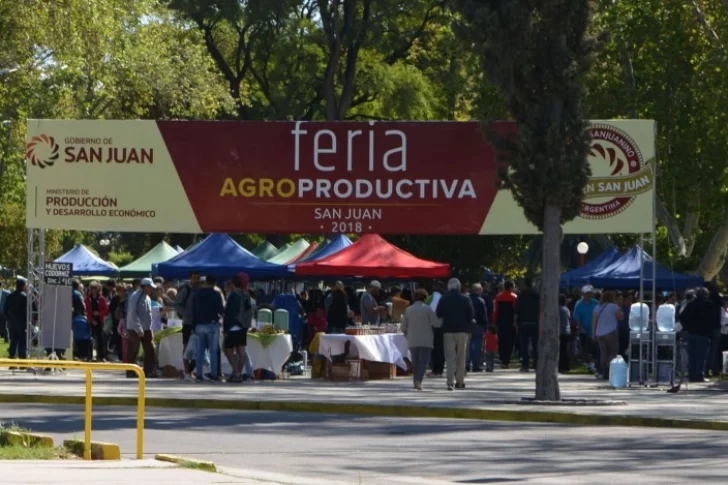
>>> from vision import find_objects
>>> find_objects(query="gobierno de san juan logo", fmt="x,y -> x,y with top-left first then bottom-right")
26,134 -> 59,169
582,123 -> 654,220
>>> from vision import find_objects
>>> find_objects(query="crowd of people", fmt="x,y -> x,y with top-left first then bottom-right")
2,269 -> 727,389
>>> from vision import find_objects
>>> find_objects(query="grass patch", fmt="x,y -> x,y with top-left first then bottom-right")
177,459 -> 217,473
0,423 -> 72,460
0,340 -> 7,358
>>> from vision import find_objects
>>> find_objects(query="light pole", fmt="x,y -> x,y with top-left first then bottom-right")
99,238 -> 111,259
577,242 -> 589,267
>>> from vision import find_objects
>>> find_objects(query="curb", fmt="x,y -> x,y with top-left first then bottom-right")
63,439 -> 121,460
0,430 -> 54,448
155,453 -> 216,472
1,393 -> 728,431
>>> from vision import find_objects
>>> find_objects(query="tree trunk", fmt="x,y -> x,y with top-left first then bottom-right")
695,215 -> 728,281
536,204 -> 562,401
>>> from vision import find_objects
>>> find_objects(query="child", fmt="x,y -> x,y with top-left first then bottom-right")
484,324 -> 499,372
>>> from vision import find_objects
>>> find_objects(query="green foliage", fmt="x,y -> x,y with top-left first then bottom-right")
107,251 -> 135,267
454,0 -> 604,229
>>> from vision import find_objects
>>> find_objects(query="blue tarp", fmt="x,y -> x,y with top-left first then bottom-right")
560,247 -> 621,288
588,247 -> 703,290
154,233 -> 290,279
295,234 -> 352,264
55,245 -> 118,277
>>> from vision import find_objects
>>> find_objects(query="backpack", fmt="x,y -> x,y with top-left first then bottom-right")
237,291 -> 254,329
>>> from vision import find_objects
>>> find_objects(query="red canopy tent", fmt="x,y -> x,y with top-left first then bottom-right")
294,234 -> 450,279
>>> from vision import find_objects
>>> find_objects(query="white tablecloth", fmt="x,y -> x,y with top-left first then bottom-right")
158,332 -> 293,375
318,334 -> 410,370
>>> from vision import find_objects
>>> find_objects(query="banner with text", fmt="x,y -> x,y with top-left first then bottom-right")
26,120 -> 655,235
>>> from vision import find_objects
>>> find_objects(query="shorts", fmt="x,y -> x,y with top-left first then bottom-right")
224,329 -> 248,349
182,325 -> 194,348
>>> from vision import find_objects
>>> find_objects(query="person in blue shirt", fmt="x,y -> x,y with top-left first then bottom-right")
573,285 -> 599,366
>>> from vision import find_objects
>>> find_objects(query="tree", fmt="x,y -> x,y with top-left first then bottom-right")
588,0 -> 728,280
454,0 -> 605,400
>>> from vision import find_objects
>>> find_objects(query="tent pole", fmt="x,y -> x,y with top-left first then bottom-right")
651,131 -> 658,386
639,233 -> 645,385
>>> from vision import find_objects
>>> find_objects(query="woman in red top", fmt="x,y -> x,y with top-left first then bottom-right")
85,281 -> 110,361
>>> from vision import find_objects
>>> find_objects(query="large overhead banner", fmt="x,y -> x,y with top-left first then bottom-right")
26,119 -> 655,235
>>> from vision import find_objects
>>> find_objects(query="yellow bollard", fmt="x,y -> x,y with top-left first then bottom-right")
0,359 -> 145,459
84,368 -> 93,460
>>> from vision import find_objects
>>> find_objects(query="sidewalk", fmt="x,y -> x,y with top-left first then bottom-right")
2,459 -> 351,485
0,368 -> 726,429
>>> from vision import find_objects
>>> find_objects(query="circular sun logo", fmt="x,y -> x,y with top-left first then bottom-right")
582,124 -> 645,220
26,134 -> 59,169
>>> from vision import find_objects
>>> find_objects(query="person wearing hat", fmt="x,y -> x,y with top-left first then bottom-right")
574,285 -> 599,365
3,277 -> 28,361
125,277 -> 156,378
360,281 -> 383,326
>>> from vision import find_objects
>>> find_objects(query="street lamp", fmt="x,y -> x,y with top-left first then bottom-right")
577,242 -> 589,266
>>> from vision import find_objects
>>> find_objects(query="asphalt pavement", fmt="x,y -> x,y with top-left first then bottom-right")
2,403 -> 728,484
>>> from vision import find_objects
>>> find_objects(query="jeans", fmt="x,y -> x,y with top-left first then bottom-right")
410,346 -> 431,385
8,326 -> 27,359
688,333 -> 710,381
468,326 -> 485,371
519,322 -> 538,370
444,332 -> 469,386
196,323 -> 220,379
559,335 -> 571,373
430,328 -> 444,374
597,331 -> 619,379
498,324 -> 516,366
707,329 -> 722,376
485,351 -> 496,371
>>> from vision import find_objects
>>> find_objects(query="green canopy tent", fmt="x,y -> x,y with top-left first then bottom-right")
252,241 -> 279,260
119,241 -> 180,278
266,239 -> 310,265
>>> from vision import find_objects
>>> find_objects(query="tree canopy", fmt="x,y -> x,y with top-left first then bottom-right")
0,0 -> 727,284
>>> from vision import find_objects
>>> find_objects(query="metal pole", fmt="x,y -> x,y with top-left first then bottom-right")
639,233 -> 645,385
137,371 -> 145,459
84,368 -> 93,460
651,124 -> 658,386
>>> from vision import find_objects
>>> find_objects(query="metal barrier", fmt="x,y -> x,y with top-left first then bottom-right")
0,359 -> 145,460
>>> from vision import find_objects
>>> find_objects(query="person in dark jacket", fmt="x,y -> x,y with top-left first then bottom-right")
493,281 -> 518,368
705,282 -> 724,377
437,278 -> 475,391
192,275 -> 224,381
327,287 -> 350,334
516,278 -> 540,372
223,274 -> 251,383
680,287 -> 719,382
468,283 -> 488,372
3,278 -> 28,361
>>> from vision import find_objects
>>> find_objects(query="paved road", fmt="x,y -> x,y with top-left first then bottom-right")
2,404 -> 728,485
1,369 -> 727,425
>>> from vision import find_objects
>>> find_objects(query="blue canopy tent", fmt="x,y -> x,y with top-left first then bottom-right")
55,244 -> 118,277
175,245 -> 184,253
560,247 -> 621,288
588,246 -> 703,290
154,233 -> 290,279
295,234 -> 353,264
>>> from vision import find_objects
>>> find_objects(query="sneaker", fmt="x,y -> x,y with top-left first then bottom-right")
485,368 -> 494,373
183,374 -> 192,382
455,383 -> 466,389
447,385 -> 454,391
415,383 -> 423,391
